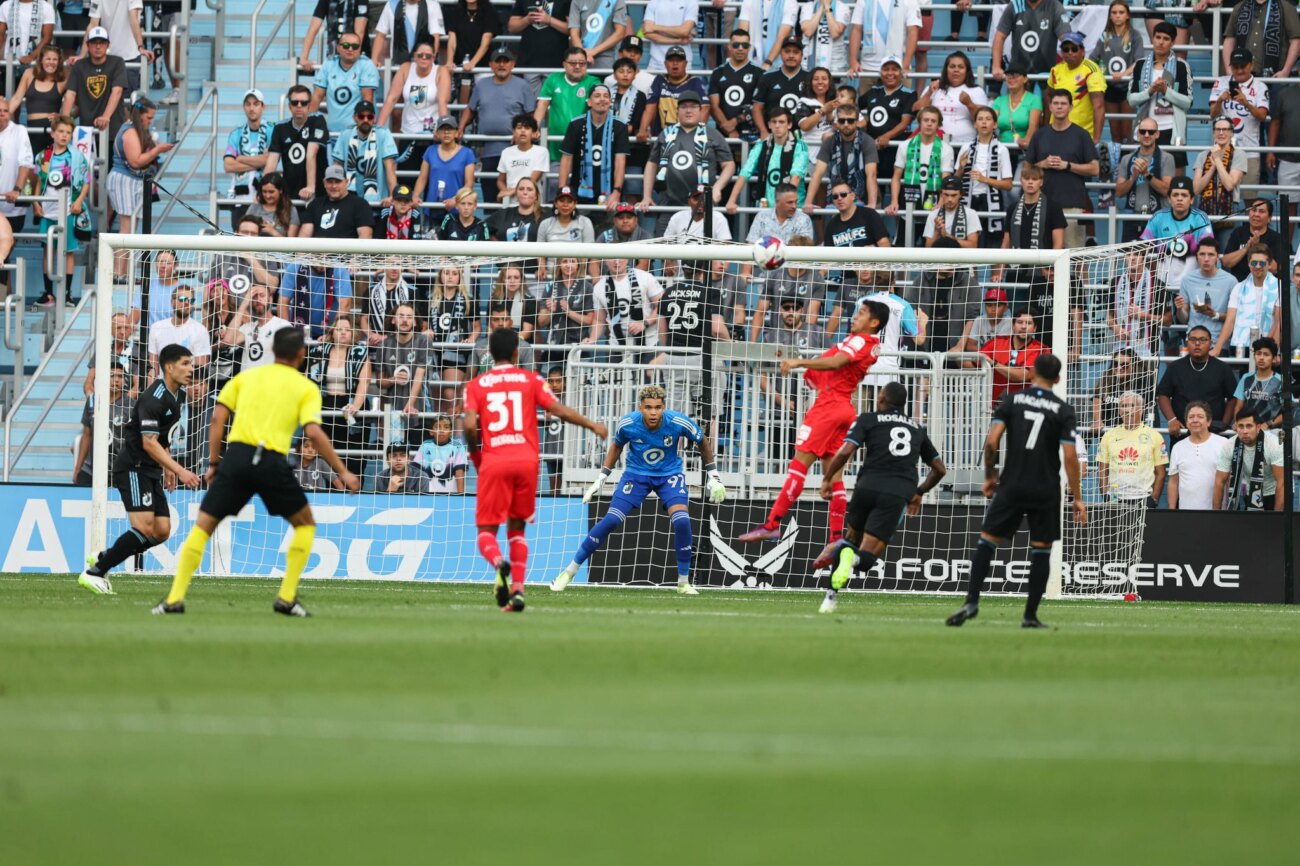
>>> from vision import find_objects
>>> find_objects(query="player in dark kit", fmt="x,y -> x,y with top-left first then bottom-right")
947,354 -> 1087,629
79,345 -> 201,594
811,382 -> 947,614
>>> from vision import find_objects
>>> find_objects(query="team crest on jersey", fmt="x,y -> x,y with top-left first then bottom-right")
663,435 -> 672,446
870,343 -> 881,358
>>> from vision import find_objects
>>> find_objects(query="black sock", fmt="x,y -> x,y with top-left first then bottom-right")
93,528 -> 156,574
65,274 -> 74,297
857,549 -> 879,574
1024,547 -> 1052,619
42,274 -> 52,297
965,538 -> 998,605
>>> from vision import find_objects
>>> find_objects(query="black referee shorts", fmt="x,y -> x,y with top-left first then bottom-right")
201,443 -> 309,520
114,469 -> 169,516
846,487 -> 910,545
981,491 -> 1060,544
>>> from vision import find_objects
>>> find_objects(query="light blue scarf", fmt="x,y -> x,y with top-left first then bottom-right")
582,0 -> 619,50
578,111 -> 615,199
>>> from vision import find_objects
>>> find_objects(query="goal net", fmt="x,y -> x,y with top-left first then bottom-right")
89,231 -> 1174,599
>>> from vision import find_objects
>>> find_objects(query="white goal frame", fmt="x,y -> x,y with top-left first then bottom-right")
92,232 -> 1077,595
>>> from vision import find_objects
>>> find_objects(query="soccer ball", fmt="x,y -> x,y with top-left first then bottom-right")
752,235 -> 786,270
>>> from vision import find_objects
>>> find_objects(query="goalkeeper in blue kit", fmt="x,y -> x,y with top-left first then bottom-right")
550,385 -> 727,595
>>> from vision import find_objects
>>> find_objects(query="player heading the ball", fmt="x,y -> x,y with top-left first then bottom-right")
551,385 -> 726,595
154,327 -> 362,617
812,382 -> 948,614
80,344 -> 201,595
464,327 -> 608,613
947,354 -> 1087,630
738,299 -> 890,546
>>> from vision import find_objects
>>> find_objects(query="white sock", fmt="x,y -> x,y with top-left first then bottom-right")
677,576 -> 689,586
564,562 -> 578,577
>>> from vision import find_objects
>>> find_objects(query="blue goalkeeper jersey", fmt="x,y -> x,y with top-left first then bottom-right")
614,409 -> 704,477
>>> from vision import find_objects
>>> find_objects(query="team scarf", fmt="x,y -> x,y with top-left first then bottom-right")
1235,0 -> 1282,74
604,269 -> 646,345
1009,193 -> 1049,251
1114,265 -> 1155,353
1138,51 -> 1179,105
1197,142 -> 1235,218
826,130 -> 865,199
861,0 -> 889,52
228,122 -> 272,195
757,0 -> 787,62
6,0 -> 42,58
1125,144 -> 1164,211
307,341 -> 370,395
382,205 -> 429,240
581,0 -> 618,50
751,131 -> 799,201
389,0 -> 429,62
959,138 -> 1003,230
432,289 -> 472,341
577,112 -> 615,199
937,203 -> 969,239
369,275 -> 412,333
614,85 -> 639,126
902,134 -> 943,207
344,127 -> 381,201
1225,433 -> 1268,511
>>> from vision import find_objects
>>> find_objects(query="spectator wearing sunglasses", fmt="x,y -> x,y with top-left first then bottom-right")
330,98 -> 399,206
1214,243 -> 1281,359
264,84 -> 330,205
310,31 -> 380,133
803,102 -> 879,212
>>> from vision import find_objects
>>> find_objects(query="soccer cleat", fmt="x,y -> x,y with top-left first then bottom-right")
830,546 -> 857,591
273,597 -> 312,618
945,603 -> 979,627
737,524 -> 781,543
812,539 -> 849,570
676,583 -> 699,596
78,571 -> 113,595
504,591 -> 526,613
818,591 -> 837,614
1021,617 -> 1050,629
493,560 -> 512,607
151,599 -> 185,615
550,570 -> 574,592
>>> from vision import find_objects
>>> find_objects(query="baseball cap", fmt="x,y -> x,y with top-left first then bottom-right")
940,176 -> 962,192
779,296 -> 806,309
1059,32 -> 1085,48
392,184 -> 413,200
620,35 -> 644,53
324,164 -> 347,181
688,184 -> 706,197
781,36 -> 804,51
243,88 -> 265,104
555,186 -> 577,200
1169,175 -> 1193,193
677,89 -> 703,105
1230,48 -> 1253,67
492,45 -> 515,61
665,45 -> 688,60
435,114 -> 458,130
87,26 -> 109,42
880,55 -> 903,69
353,99 -> 376,116
983,288 -> 1008,303
614,202 -> 636,214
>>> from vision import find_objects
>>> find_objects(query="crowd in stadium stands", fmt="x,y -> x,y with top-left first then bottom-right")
44,1 -> 1300,504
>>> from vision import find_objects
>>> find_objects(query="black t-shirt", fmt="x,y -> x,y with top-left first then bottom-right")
541,276 -> 592,346
991,385 -> 1077,498
844,411 -> 940,499
312,0 -> 369,43
488,207 -> 540,244
115,378 -> 185,477
824,206 -> 889,250
662,276 -> 707,348
444,2 -> 500,66
66,55 -> 128,130
752,68 -> 808,114
510,0 -> 572,69
305,192 -> 374,238
709,61 -> 763,122
858,84 -> 915,172
560,115 -> 631,197
1223,225 -> 1288,281
436,213 -> 490,242
1024,123 -> 1097,210
1156,356 -> 1239,425
269,116 -> 331,195
80,392 -> 132,477
1005,196 -> 1069,250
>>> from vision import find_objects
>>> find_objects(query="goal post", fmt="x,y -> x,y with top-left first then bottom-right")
90,230 -> 1160,598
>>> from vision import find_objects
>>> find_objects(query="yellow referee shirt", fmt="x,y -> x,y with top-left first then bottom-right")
1097,424 -> 1168,500
217,362 -> 324,455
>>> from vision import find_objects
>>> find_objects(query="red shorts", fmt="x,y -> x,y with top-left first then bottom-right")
475,459 -> 538,525
795,399 -> 857,458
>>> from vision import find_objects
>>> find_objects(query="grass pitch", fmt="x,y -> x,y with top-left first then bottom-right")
1,575 -> 1297,865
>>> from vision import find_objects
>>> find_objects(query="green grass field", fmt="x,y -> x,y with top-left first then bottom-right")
2,575 -> 1297,865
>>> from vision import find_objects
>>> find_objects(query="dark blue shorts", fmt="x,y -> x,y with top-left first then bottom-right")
609,472 -> 689,514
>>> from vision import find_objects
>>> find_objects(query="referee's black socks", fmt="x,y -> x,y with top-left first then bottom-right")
1024,547 -> 1052,619
91,528 -> 160,575
964,538 -> 998,605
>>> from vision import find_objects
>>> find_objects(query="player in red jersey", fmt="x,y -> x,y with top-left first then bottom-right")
463,327 -> 607,612
738,299 -> 890,544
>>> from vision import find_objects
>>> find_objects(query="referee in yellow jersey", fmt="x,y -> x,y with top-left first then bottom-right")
154,327 -> 361,617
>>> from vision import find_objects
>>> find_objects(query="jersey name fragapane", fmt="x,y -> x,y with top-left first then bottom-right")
804,332 -> 881,402
464,365 -> 556,463
991,385 -> 1077,498
115,378 -> 185,477
614,409 -> 704,477
844,412 -> 940,499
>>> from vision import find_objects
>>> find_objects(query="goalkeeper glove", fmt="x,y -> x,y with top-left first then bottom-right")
583,467 -> 612,503
705,465 -> 726,504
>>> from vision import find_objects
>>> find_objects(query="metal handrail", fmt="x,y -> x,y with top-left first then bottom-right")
155,84 -> 220,227
249,0 -> 298,93
4,319 -> 94,482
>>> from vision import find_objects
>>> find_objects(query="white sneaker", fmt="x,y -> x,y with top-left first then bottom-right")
676,583 -> 699,596
549,570 -> 573,592
78,571 -> 113,595
162,88 -> 180,104
818,592 -> 837,614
